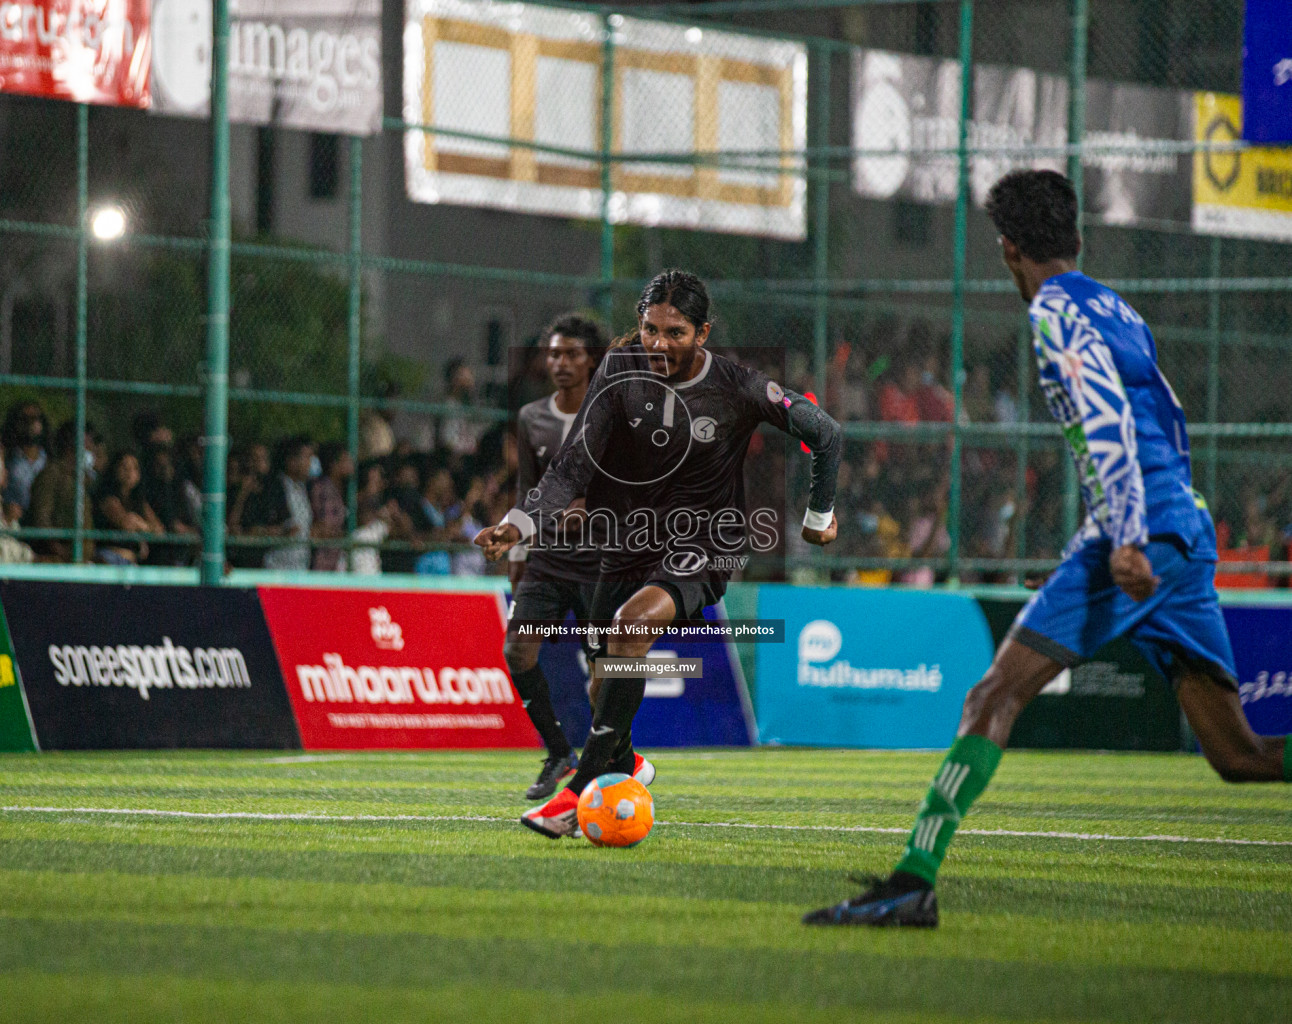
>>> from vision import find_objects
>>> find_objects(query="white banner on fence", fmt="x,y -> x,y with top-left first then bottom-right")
850,48 -> 1192,227
150,0 -> 383,136
402,0 -> 807,239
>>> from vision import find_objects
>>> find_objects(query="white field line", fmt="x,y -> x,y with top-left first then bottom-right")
2,805 -> 1291,848
254,755 -> 369,765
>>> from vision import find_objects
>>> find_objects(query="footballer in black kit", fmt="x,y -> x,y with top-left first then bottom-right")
477,270 -> 843,838
506,315 -> 609,800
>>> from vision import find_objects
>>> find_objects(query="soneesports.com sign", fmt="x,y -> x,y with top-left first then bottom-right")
0,581 -> 299,750
49,638 -> 252,700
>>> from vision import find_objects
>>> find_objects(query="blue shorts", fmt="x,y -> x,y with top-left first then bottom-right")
1011,538 -> 1237,688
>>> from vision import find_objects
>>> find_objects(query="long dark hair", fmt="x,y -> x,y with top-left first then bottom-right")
96,450 -> 145,510
612,269 -> 711,348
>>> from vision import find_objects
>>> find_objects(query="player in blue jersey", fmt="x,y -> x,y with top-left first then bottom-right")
805,169 -> 1292,928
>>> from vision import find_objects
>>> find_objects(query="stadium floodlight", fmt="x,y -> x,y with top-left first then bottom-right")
89,204 -> 127,242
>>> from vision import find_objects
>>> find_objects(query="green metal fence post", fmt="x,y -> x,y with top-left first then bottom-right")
810,42 -> 830,395
1061,0 -> 1088,541
1013,317 -> 1031,564
947,0 -> 974,583
1205,235 -> 1221,507
346,137 -> 363,532
200,0 -> 233,585
599,14 -> 616,323
73,104 -> 88,564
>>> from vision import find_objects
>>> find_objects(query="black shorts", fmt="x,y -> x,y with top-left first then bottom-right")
587,571 -> 726,654
508,576 -> 599,657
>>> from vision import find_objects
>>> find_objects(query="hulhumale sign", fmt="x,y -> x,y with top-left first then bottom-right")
0,580 -> 299,749
756,586 -> 994,749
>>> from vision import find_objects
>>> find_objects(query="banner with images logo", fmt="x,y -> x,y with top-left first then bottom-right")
0,600 -> 36,752
850,48 -> 1191,226
0,580 -> 299,749
403,0 -> 807,239
1225,606 -> 1292,736
1193,91 -> 1292,241
150,0 -> 382,134
755,586 -> 993,749
259,586 -> 540,750
535,600 -> 757,749
0,0 -> 150,107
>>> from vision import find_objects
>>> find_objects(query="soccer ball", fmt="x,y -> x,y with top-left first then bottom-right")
576,773 -> 654,847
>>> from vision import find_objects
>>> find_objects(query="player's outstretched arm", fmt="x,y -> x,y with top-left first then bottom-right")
497,357 -> 616,553
753,377 -> 842,547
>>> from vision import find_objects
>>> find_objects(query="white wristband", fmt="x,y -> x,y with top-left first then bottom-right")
803,507 -> 834,531
502,507 -> 536,543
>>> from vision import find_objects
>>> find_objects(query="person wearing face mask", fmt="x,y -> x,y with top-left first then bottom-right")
2,401 -> 50,523
243,435 -> 316,571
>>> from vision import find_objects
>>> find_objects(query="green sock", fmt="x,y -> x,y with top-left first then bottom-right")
894,734 -> 1003,886
1283,737 -> 1292,782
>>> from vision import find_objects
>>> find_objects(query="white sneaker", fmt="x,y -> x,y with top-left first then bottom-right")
632,753 -> 656,787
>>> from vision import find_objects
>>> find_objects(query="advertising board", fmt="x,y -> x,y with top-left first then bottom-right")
1226,606 -> 1292,736
259,586 -> 540,750
0,600 -> 36,751
755,586 -> 993,749
0,580 -> 299,749
536,601 -> 757,749
150,0 -> 383,134
976,596 -> 1181,751
0,0 -> 150,107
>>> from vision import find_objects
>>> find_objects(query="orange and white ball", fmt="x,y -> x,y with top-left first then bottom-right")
576,773 -> 655,847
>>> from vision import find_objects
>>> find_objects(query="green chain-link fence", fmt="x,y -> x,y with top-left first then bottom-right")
1,0 -> 1288,585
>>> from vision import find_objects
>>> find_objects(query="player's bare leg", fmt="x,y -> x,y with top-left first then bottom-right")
804,638 -> 1063,926
1176,669 -> 1287,782
956,639 -> 1065,745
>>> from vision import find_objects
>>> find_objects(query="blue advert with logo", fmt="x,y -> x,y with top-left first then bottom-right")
1242,0 -> 1292,143
1225,605 -> 1292,735
755,586 -> 994,749
536,601 -> 757,748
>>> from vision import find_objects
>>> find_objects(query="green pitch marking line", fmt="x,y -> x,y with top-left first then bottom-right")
3,804 -> 1292,847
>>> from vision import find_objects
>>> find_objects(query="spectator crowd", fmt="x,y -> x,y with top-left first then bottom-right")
2,318 -> 1290,584
0,385 -> 516,577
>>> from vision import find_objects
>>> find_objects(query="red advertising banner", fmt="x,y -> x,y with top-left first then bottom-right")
0,0 -> 151,107
258,586 -> 540,751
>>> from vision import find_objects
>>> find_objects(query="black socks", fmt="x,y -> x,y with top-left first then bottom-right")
510,664 -> 571,759
564,676 -> 646,795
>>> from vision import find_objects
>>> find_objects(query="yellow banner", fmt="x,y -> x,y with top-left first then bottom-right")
1193,92 -> 1292,240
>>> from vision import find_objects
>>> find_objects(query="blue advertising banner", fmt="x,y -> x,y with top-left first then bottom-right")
537,602 -> 757,748
755,587 -> 994,749
1242,0 -> 1292,142
1225,605 -> 1292,735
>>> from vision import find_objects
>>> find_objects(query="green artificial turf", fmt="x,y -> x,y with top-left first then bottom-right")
0,748 -> 1289,1023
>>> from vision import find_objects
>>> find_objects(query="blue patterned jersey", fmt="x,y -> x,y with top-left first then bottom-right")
1029,271 -> 1215,560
